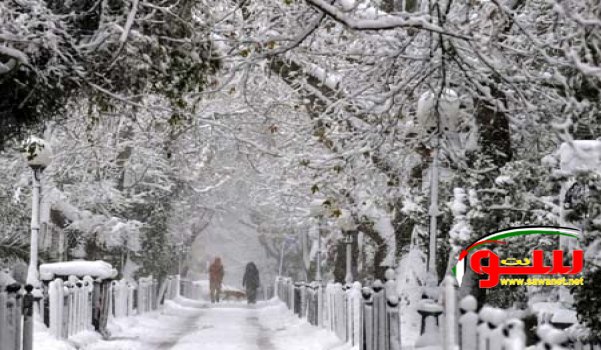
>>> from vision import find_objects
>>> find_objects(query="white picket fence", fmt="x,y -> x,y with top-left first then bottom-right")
47,275 -> 160,340
180,278 -> 204,300
277,273 -> 601,350
137,276 -> 159,314
48,276 -> 95,339
163,275 -> 180,301
433,276 -> 601,350
274,269 -> 402,350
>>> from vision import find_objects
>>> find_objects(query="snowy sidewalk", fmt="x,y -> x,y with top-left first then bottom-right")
39,298 -> 351,350
168,299 -> 350,350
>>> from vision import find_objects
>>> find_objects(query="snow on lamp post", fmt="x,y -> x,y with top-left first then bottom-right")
309,198 -> 328,282
416,89 -> 460,284
337,210 -> 357,285
21,136 -> 53,286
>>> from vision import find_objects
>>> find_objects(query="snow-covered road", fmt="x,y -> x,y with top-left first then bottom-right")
74,298 -> 350,350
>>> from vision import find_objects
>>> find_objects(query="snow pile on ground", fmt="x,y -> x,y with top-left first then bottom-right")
34,319 -> 102,350
257,300 -> 352,350
396,247 -> 426,348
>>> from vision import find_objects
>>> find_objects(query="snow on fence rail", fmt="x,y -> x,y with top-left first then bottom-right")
274,268 -> 402,350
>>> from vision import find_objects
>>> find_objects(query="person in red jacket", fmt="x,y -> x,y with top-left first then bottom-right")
209,257 -> 224,303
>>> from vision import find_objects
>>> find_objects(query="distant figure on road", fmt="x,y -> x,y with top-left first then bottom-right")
209,257 -> 224,303
242,262 -> 260,304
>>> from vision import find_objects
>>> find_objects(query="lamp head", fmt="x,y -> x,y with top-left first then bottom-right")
21,136 -> 53,169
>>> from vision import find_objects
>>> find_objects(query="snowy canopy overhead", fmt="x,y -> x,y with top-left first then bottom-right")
39,260 -> 117,281
559,140 -> 601,174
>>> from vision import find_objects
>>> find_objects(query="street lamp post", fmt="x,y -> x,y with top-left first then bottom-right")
309,198 -> 328,328
310,199 -> 327,282
338,210 -> 357,285
316,221 -> 323,282
21,136 -> 53,287
428,145 -> 440,276
416,89 -> 459,284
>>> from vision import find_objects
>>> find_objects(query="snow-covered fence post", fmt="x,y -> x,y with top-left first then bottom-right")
385,270 -> 401,350
111,281 -> 120,317
458,295 -> 478,350
293,282 -> 301,317
179,278 -> 186,299
310,282 -> 319,325
345,283 -> 352,343
0,287 -> 7,344
372,280 -> 386,350
74,279 -> 82,334
277,278 -> 282,305
332,283 -> 339,332
536,324 -> 570,350
324,283 -> 331,331
50,279 -> 65,338
153,278 -> 159,309
318,281 -> 325,328
313,283 -> 320,325
62,284 -> 69,339
84,276 -> 94,331
79,279 -> 87,334
488,308 -> 507,350
477,306 -> 494,350
289,279 -> 294,311
20,286 -> 34,350
277,278 -> 284,306
139,278 -> 147,314
164,276 -> 172,301
0,287 -> 7,343
127,282 -> 135,316
118,280 -> 129,317
502,319 -> 525,350
286,278 -> 290,308
306,283 -> 313,324
329,283 -> 338,335
341,284 -> 348,341
175,274 -> 181,298
106,281 -> 113,319
349,282 -> 362,347
300,282 -> 307,319
334,283 -> 345,339
112,281 -> 119,317
148,277 -> 153,311
65,279 -> 75,337
443,276 -> 457,350
361,287 -> 374,350
5,284 -> 21,350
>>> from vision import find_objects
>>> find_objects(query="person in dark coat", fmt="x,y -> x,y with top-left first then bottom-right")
209,257 -> 224,303
242,262 -> 260,304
